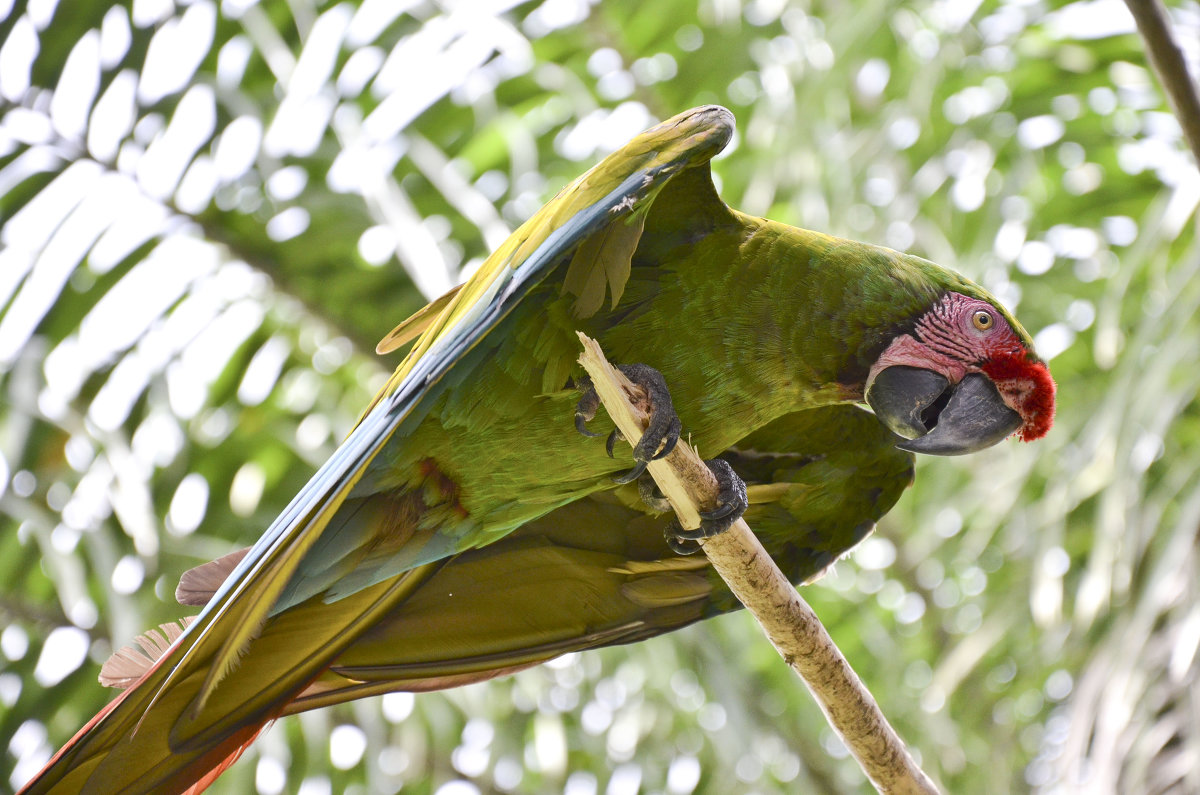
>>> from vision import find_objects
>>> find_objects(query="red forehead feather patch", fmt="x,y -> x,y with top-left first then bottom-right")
982,352 -> 1056,442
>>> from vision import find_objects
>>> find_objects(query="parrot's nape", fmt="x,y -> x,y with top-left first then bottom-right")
20,106 -> 1055,794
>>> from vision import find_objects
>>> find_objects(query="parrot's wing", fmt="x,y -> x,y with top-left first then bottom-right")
174,104 -> 735,700
368,104 -> 734,409
20,106 -> 735,795
223,404 -> 915,718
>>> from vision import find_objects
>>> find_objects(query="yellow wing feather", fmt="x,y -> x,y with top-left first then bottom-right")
375,283 -> 465,354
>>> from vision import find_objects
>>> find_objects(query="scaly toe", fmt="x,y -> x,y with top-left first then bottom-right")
637,473 -> 672,513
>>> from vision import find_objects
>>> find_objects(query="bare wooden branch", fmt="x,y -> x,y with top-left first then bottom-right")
577,332 -> 940,795
1125,0 -> 1200,165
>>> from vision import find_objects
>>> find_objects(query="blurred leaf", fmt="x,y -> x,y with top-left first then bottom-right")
2,0 -> 1198,793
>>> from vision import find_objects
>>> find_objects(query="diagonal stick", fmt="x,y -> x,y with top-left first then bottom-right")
578,332 -> 939,795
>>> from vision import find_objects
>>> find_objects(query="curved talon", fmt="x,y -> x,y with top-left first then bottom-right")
575,413 -> 603,438
605,429 -> 623,458
650,417 -> 682,460
612,460 -> 648,485
671,523 -> 711,541
700,498 -> 741,522
666,533 -> 703,555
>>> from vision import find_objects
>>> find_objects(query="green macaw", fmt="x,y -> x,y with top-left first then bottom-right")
21,106 -> 1055,794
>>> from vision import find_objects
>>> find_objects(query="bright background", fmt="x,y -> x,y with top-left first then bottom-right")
2,0 -> 1198,793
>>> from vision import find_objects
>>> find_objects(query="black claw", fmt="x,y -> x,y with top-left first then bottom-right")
575,413 -> 603,438
701,497 -> 741,522
612,459 -> 648,485
650,417 -> 682,460
671,523 -> 709,541
666,533 -> 703,555
605,428 -> 623,458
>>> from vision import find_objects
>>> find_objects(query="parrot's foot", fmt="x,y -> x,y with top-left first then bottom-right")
666,458 -> 748,555
637,472 -> 673,513
575,364 -> 682,484
573,378 -> 604,437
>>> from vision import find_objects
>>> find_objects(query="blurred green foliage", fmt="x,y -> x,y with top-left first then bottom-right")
1,0 -> 1198,793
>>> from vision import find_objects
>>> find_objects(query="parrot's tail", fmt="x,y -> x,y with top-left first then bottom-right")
17,541 -> 431,794
179,723 -> 270,795
18,639 -> 284,795
17,548 -> 321,794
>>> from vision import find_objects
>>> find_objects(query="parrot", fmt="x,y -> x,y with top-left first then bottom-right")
20,105 -> 1055,794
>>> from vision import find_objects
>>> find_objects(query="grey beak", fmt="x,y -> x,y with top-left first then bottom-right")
867,367 -> 1022,456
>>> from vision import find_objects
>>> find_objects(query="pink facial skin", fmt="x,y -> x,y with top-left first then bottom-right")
867,292 -> 1055,442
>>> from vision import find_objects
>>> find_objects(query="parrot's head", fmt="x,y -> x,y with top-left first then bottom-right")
864,291 -> 1055,456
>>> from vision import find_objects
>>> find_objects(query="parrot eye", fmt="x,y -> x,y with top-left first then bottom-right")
972,310 -> 993,331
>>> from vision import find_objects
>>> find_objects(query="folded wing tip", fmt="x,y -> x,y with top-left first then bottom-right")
660,104 -> 735,148
695,104 -> 735,126
675,103 -> 733,124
